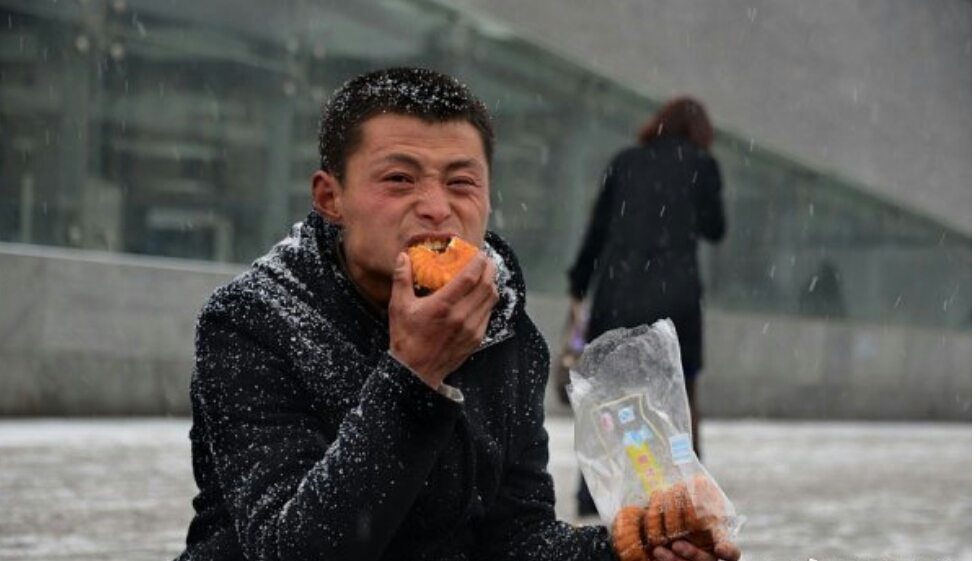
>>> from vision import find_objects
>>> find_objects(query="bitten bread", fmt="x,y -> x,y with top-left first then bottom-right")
407,237 -> 479,292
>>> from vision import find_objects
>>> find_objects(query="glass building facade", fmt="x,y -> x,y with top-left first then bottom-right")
1,0 -> 969,332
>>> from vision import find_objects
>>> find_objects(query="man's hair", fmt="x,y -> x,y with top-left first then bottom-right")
637,96 -> 714,150
317,67 -> 494,178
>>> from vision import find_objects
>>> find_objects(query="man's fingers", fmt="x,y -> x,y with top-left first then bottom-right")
448,254 -> 498,325
472,259 -> 499,319
713,542 -> 741,561
435,252 -> 490,302
652,541 -> 718,561
651,539 -> 741,561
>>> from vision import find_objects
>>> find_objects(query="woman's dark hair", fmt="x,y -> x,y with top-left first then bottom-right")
637,96 -> 714,150
317,67 -> 494,178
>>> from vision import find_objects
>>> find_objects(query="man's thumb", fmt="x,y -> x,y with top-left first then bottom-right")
393,252 -> 412,286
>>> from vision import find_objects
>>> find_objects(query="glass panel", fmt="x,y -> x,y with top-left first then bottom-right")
0,0 -> 968,331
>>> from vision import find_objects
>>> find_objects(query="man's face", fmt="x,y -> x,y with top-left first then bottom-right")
312,113 -> 491,306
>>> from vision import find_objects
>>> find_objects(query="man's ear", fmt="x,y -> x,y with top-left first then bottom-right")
312,170 -> 343,224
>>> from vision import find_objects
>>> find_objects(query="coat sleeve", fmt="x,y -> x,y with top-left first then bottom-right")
192,303 -> 462,561
474,316 -> 617,561
694,154 -> 726,242
567,160 -> 618,300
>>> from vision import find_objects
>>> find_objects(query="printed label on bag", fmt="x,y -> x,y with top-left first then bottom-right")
625,440 -> 664,492
669,434 -> 694,464
617,406 -> 636,424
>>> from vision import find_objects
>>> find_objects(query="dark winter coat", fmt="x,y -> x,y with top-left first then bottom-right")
176,212 -> 614,561
568,136 -> 726,374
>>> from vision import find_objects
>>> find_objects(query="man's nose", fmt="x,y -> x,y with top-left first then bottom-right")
416,182 -> 452,223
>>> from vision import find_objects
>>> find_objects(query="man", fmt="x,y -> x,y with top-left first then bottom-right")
175,67 -> 740,561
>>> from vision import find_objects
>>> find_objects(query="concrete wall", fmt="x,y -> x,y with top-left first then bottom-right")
0,243 -> 240,416
449,0 -> 972,234
530,296 -> 971,422
696,312 -> 971,420
1,244 -> 969,420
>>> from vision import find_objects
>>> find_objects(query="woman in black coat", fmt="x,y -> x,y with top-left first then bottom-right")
568,97 -> 726,515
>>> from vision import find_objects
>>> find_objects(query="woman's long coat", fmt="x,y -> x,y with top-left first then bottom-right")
569,136 -> 726,374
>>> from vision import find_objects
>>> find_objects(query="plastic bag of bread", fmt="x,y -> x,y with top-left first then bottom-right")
567,320 -> 744,560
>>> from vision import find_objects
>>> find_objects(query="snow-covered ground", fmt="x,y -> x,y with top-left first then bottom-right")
0,417 -> 970,561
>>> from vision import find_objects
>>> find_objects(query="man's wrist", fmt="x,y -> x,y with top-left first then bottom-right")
387,350 -> 464,404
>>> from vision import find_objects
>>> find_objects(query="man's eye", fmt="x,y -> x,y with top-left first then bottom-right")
385,174 -> 412,183
449,177 -> 477,188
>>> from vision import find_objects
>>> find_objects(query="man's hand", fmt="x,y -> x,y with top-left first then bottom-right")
650,540 -> 741,561
388,251 -> 498,389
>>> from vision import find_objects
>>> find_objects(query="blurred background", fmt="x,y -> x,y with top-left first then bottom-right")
0,0 -> 969,420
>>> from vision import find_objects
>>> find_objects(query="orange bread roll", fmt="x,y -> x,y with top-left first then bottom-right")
643,489 -> 669,548
612,505 -> 649,561
647,478 -> 728,552
687,474 -> 728,548
664,482 -> 692,542
407,237 -> 479,292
